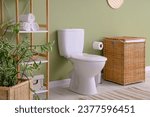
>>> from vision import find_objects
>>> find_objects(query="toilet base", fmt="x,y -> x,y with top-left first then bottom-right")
69,76 -> 98,95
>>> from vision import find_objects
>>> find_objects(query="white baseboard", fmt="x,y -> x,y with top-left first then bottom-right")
49,66 -> 150,88
49,79 -> 70,88
145,66 -> 150,72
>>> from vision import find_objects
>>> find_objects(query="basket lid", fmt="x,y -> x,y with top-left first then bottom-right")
105,36 -> 145,43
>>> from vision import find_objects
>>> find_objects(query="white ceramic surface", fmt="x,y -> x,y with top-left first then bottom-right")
58,29 -> 107,95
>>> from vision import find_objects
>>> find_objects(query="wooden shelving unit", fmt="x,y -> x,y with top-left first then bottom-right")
1,0 -> 50,99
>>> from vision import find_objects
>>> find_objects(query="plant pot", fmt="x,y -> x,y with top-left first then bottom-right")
0,79 -> 32,100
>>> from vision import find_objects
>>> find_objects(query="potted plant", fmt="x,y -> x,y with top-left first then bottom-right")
0,22 -> 53,100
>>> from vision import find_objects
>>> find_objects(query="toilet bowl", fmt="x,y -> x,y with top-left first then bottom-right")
69,53 -> 107,95
58,29 -> 107,95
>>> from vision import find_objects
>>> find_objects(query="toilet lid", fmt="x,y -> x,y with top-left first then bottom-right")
71,53 -> 107,62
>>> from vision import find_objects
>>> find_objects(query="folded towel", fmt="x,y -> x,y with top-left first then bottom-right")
30,22 -> 39,31
20,22 -> 31,31
19,13 -> 35,23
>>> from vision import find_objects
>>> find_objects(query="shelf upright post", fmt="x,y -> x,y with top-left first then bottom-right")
15,0 -> 21,78
29,0 -> 33,46
0,0 -> 3,23
45,0 -> 49,99
15,0 -> 19,44
30,0 -> 33,13
0,0 -> 5,23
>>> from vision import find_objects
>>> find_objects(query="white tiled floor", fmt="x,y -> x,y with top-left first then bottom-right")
49,72 -> 150,100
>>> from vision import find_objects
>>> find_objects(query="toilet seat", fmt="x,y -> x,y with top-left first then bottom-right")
71,53 -> 107,62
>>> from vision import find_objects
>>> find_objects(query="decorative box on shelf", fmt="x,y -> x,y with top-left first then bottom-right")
103,36 -> 146,85
32,75 -> 44,91
32,75 -> 48,94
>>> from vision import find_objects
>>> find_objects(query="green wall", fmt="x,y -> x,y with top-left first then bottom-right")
50,0 -> 150,81
2,0 -> 150,81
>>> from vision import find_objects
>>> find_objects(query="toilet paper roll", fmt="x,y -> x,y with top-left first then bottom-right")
30,22 -> 40,31
20,22 -> 31,31
19,13 -> 35,23
92,41 -> 103,50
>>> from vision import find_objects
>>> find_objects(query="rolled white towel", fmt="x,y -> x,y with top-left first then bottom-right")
30,22 -> 40,31
19,13 -> 35,23
20,22 -> 31,31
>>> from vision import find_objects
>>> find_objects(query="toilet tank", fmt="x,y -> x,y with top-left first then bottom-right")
58,29 -> 84,58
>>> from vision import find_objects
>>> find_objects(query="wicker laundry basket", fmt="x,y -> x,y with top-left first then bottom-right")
103,36 -> 146,85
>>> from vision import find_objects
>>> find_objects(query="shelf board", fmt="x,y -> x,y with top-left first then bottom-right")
34,86 -> 48,94
23,58 -> 48,65
7,29 -> 48,33
35,89 -> 48,94
19,29 -> 48,33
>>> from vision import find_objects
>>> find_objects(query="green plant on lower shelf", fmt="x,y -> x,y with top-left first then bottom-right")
0,22 -> 54,88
